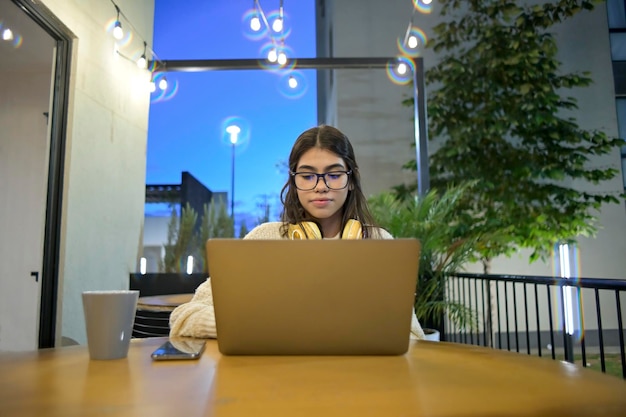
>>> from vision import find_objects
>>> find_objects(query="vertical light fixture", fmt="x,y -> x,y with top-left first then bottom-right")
113,5 -> 123,40
186,256 -> 194,275
226,125 -> 241,218
557,242 -> 579,363
140,257 -> 147,275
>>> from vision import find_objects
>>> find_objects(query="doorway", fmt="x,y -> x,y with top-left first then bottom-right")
0,0 -> 72,350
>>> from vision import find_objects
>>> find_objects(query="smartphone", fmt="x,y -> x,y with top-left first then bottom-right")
151,339 -> 206,360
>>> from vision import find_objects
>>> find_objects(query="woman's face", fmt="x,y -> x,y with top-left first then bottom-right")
294,147 -> 350,225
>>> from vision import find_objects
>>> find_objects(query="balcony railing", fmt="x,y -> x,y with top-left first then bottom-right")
444,273 -> 626,379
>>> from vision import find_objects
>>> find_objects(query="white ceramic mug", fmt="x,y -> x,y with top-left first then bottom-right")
82,290 -> 139,360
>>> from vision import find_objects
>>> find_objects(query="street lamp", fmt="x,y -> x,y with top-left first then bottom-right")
225,125 -> 241,218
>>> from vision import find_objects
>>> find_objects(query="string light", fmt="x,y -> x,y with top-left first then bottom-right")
248,1 -> 288,66
108,0 -> 168,93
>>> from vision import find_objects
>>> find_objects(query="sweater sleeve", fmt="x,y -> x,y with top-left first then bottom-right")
168,278 -> 217,339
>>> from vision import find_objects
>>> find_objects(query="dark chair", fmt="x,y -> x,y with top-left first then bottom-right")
129,273 -> 208,338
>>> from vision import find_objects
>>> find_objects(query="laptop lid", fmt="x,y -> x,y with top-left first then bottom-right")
207,238 -> 420,355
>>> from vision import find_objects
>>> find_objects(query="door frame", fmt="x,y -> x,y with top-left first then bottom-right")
11,0 -> 73,348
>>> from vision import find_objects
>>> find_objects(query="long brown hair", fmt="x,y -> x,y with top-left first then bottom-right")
279,125 -> 378,238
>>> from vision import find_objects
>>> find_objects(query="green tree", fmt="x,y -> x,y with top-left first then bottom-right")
198,198 -> 235,271
161,203 -> 198,273
403,0 -> 624,270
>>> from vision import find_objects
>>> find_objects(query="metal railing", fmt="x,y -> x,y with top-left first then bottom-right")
444,273 -> 626,379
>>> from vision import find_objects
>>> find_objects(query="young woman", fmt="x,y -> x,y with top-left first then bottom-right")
169,125 -> 425,339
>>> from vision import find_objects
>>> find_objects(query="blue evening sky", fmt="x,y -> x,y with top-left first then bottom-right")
146,0 -> 317,228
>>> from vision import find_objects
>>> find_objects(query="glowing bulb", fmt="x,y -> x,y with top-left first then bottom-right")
397,62 -> 408,75
277,51 -> 287,65
137,55 -> 147,69
2,28 -> 13,41
288,76 -> 298,89
423,0 -> 432,4
272,17 -> 283,32
158,77 -> 168,90
267,48 -> 278,62
149,81 -> 156,93
2,28 -> 14,41
250,16 -> 261,31
408,35 -> 418,49
226,125 -> 241,144
113,21 -> 123,40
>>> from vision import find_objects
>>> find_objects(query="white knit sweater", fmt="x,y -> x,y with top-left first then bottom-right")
168,222 -> 426,340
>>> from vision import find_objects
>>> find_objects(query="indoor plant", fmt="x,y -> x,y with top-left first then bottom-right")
369,182 -> 486,339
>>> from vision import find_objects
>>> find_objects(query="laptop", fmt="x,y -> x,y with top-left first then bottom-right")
206,238 -> 420,355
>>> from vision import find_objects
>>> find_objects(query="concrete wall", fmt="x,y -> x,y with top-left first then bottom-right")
328,0 -> 626,280
41,0 -> 154,344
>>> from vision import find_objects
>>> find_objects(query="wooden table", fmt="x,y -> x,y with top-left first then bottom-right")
1,338 -> 625,416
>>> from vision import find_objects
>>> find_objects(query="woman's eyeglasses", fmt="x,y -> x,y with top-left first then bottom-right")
290,170 -> 352,191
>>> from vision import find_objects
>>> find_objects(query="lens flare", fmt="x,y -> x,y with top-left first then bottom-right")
386,56 -> 414,85
397,27 -> 427,57
220,116 -> 251,153
242,9 -> 268,41
412,0 -> 433,14
278,71 -> 308,99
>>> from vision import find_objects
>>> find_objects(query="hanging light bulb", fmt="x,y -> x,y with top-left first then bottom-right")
250,15 -> 261,31
113,6 -> 123,40
272,17 -> 283,32
137,42 -> 148,69
272,0 -> 284,32
2,28 -> 13,41
397,62 -> 408,75
407,35 -> 419,49
158,77 -> 168,90
288,75 -> 298,89
277,50 -> 287,65
267,48 -> 278,62
149,80 -> 156,93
